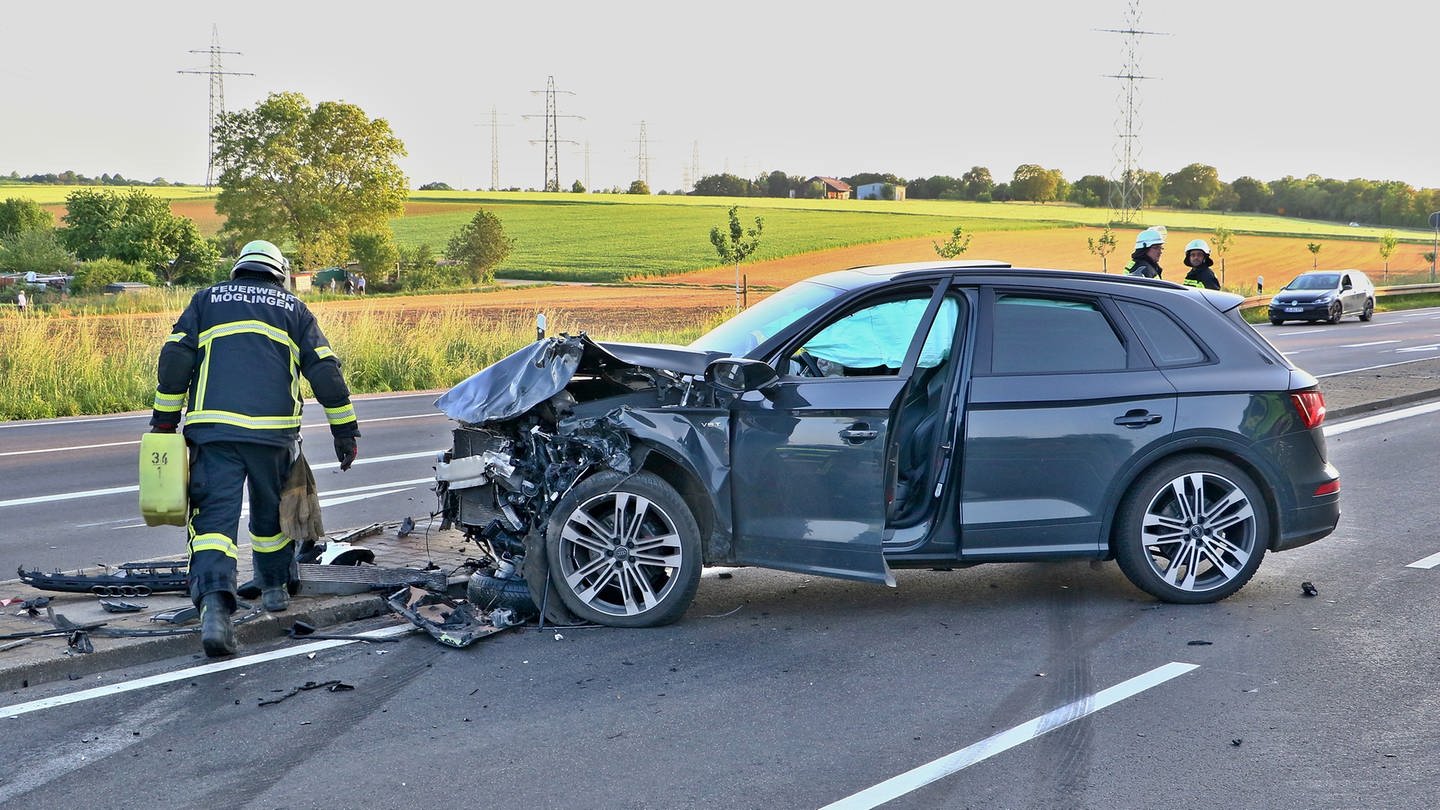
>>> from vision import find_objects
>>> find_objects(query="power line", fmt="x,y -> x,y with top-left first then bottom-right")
177,24 -> 253,189
1098,1 -> 1167,225
523,76 -> 582,192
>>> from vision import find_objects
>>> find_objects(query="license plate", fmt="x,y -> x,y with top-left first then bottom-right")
1285,307 -> 1303,313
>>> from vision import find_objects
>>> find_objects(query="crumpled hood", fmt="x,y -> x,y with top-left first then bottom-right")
434,335 -> 723,424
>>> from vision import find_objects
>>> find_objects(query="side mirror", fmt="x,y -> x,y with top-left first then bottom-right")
706,358 -> 780,394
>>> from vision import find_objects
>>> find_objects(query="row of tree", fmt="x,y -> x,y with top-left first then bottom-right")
3,170 -> 179,187
688,165 -> 1440,230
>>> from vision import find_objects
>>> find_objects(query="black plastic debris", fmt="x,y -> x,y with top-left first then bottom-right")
100,600 -> 147,613
1230,739 -> 1243,747
1187,640 -> 1213,646
258,680 -> 356,707
1301,581 -> 1318,597
286,620 -> 400,643
386,585 -> 513,648
19,596 -> 51,617
67,630 -> 95,654
398,516 -> 415,538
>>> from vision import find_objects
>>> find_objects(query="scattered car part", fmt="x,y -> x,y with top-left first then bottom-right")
99,599 -> 147,613
1301,581 -> 1318,597
464,560 -> 537,616
17,561 -> 188,595
398,516 -> 416,537
258,680 -> 355,707
386,585 -> 514,648
67,630 -> 94,654
316,541 -> 376,566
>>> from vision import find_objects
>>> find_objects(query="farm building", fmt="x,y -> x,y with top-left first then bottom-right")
857,182 -> 906,201
808,177 -> 852,200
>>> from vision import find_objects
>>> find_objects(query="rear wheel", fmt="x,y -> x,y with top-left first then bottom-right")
545,470 -> 702,627
1113,455 -> 1269,604
1360,298 -> 1375,322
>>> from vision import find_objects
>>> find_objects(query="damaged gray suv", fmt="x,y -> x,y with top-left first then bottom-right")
434,261 -> 1340,627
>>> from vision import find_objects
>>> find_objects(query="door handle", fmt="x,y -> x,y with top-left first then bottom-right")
839,424 -> 879,443
1113,410 -> 1162,428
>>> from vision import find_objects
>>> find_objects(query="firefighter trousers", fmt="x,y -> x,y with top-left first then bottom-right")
186,440 -> 297,609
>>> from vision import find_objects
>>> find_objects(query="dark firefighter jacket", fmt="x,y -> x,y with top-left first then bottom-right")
150,272 -> 359,447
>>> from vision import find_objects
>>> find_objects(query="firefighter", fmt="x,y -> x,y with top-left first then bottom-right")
1182,239 -> 1222,290
150,240 -> 360,657
1125,227 -> 1167,278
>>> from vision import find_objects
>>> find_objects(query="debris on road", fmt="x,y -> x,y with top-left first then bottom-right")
386,585 -> 515,648
1301,581 -> 1318,597
258,680 -> 356,706
1187,640 -> 1214,646
398,516 -> 415,538
286,620 -> 401,643
99,600 -> 147,613
16,561 -> 188,595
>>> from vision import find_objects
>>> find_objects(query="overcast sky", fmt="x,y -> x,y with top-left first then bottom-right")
5,1 -> 1438,193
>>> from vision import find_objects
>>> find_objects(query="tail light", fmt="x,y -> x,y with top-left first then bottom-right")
1314,479 -> 1340,497
1291,390 -> 1326,430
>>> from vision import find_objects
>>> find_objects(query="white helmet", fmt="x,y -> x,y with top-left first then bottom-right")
1135,227 -> 1166,249
230,239 -> 289,285
1185,239 -> 1211,255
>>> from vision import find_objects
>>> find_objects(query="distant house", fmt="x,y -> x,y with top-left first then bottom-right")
857,182 -> 906,201
808,177 -> 852,200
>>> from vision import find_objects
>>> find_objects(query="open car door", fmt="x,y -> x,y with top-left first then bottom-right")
724,284 -> 956,585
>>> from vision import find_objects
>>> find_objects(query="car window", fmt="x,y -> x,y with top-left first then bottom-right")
689,280 -> 845,356
1118,300 -> 1207,366
990,294 -> 1126,374
1342,275 -> 1352,289
790,292 -> 937,376
1285,273 -> 1339,290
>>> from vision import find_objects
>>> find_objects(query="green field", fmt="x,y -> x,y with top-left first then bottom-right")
392,199 -> 1062,281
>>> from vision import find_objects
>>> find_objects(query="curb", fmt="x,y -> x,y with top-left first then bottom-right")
0,593 -> 391,693
1326,388 -> 1440,422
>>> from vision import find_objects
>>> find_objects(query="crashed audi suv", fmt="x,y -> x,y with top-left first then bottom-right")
433,261 -> 1340,627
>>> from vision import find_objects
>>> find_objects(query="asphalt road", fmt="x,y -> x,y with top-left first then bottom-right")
3,396 -> 1440,808
1259,305 -> 1440,376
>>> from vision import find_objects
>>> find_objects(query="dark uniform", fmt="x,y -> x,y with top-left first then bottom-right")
1125,249 -> 1163,279
151,268 -> 359,611
1184,265 -> 1221,290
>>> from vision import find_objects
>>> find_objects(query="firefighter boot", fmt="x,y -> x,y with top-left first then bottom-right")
199,592 -> 236,657
261,586 -> 289,613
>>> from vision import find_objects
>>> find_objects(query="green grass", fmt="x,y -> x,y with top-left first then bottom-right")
0,306 -> 715,421
393,198 -> 1061,281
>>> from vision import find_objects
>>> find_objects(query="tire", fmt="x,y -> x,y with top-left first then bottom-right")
544,470 -> 702,627
1326,302 -> 1342,324
1360,298 -> 1374,322
1269,316 -> 1284,326
1113,454 -> 1270,604
466,570 -> 537,616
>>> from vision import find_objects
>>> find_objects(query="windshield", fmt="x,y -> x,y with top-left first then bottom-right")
689,280 -> 847,356
1284,273 -> 1339,291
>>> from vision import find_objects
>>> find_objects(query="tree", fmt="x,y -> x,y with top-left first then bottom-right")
69,257 -> 157,295
763,170 -> 793,198
932,226 -> 972,259
1086,227 -> 1118,272
1211,226 -> 1235,285
1011,164 -> 1061,203
1069,175 -> 1110,207
418,181 -> 453,191
710,205 -> 763,310
213,91 -> 408,270
59,189 -> 217,283
0,227 -> 74,276
350,230 -> 399,281
0,198 -> 53,238
962,167 -> 994,200
692,173 -> 754,197
571,179 -> 586,193
1307,242 -> 1323,270
445,209 -> 514,284
628,179 -> 650,195
1162,163 -> 1221,208
1378,230 -> 1399,281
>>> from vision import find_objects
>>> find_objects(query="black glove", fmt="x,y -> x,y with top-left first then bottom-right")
334,435 -> 358,471
151,423 -> 176,433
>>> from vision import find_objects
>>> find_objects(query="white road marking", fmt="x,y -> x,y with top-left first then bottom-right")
1357,321 -> 1400,328
1405,550 -> 1440,570
0,451 -> 437,510
1324,400 -> 1440,437
1316,355 -> 1440,377
0,623 -> 416,720
1394,345 -> 1440,353
819,662 -> 1199,810
1337,340 -> 1400,348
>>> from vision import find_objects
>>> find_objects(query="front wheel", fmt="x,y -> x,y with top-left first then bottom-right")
545,470 -> 702,627
1113,455 -> 1270,604
1269,316 -> 1284,326
1360,299 -> 1374,322
1327,302 -> 1342,324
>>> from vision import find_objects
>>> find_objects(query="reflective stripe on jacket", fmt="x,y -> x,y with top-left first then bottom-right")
150,276 -> 358,446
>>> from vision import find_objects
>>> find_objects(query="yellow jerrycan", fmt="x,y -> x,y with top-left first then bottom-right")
139,432 -> 189,526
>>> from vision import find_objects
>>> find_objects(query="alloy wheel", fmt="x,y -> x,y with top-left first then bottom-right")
557,490 -> 686,617
1140,471 -> 1258,593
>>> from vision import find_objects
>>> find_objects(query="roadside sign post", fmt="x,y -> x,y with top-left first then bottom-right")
1431,211 -> 1440,283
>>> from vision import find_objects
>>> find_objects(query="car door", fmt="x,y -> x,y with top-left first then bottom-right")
1339,273 -> 1361,316
726,284 -> 952,584
959,288 -> 1177,557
